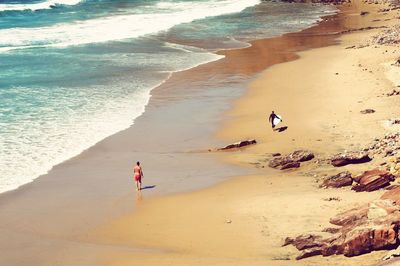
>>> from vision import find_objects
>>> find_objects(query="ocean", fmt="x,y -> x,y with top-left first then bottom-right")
0,0 -> 335,193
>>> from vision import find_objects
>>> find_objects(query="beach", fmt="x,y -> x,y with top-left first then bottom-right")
1,0 -> 400,265
93,1 -> 400,265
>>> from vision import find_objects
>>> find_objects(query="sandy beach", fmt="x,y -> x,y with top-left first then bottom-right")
92,1 -> 400,265
1,0 -> 400,265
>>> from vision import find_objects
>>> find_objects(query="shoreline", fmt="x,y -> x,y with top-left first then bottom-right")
0,2 -> 334,196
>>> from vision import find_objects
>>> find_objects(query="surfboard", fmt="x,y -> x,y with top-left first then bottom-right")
273,115 -> 282,126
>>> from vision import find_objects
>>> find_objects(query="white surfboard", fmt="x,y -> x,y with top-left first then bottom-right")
273,115 -> 282,126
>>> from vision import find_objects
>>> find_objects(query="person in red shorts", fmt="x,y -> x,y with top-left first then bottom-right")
133,161 -> 144,191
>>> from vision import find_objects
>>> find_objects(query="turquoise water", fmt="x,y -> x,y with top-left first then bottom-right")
0,0 -> 335,193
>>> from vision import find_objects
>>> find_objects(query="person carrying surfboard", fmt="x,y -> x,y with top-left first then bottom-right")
268,111 -> 282,129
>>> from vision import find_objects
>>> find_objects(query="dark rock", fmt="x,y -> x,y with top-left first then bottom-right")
386,89 -> 400,96
272,153 -> 281,157
331,152 -> 372,167
321,171 -> 353,188
352,169 -> 395,192
323,197 -> 342,201
360,11 -> 369,15
360,109 -> 376,114
219,139 -> 256,150
280,162 -> 300,170
269,150 -> 314,170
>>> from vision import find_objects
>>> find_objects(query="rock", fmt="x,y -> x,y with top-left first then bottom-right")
393,58 -> 400,67
288,200 -> 400,260
386,89 -> 400,96
289,150 -> 315,162
352,169 -> 395,192
342,225 -> 397,257
280,162 -> 300,170
360,109 -> 375,114
321,171 -> 353,188
269,150 -> 314,170
219,139 -> 256,150
323,197 -> 342,201
360,11 -> 369,15
331,152 -> 372,167
272,153 -> 281,157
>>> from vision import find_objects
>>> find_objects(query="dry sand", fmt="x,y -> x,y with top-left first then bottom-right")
91,0 -> 400,265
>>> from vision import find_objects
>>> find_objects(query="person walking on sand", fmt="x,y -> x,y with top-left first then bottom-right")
133,161 -> 143,191
268,110 -> 281,129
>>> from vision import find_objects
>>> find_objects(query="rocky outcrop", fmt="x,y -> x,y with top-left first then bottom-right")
352,169 -> 395,192
218,139 -> 256,150
269,150 -> 314,170
286,199 -> 400,259
321,171 -> 353,188
331,152 -> 372,167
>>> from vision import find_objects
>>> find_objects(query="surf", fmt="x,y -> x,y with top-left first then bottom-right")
0,0 -> 83,11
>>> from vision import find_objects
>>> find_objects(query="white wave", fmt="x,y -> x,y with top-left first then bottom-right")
0,0 -> 83,11
0,0 -> 260,51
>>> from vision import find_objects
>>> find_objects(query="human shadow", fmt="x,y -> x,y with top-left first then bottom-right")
274,126 -> 288,132
140,185 -> 156,190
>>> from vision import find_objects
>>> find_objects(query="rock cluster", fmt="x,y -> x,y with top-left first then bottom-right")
352,169 -> 395,192
321,169 -> 395,191
321,171 -> 353,188
372,24 -> 400,45
268,150 -> 314,170
386,89 -> 400,96
218,139 -> 256,150
285,197 -> 400,260
365,133 -> 400,157
331,152 -> 372,167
